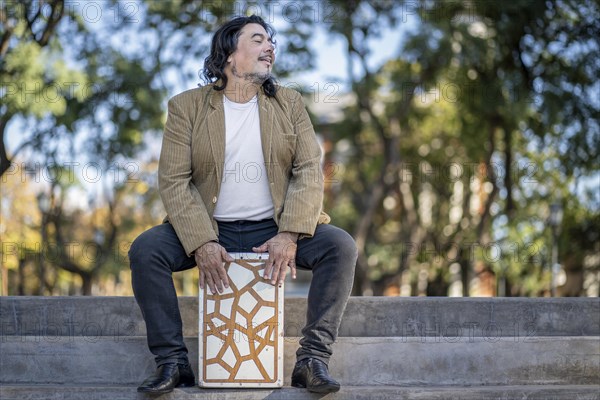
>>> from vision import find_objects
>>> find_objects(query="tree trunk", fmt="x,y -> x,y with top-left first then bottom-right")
504,127 -> 514,215
17,257 -> 26,295
81,273 -> 93,296
0,115 -> 11,177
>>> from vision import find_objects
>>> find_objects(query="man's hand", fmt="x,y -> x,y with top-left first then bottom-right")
252,232 -> 298,286
195,242 -> 234,294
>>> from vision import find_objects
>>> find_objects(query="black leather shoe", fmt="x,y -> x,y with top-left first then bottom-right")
291,358 -> 340,393
137,363 -> 196,394
177,363 -> 196,387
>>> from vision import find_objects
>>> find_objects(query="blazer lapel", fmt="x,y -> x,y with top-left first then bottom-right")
207,88 -> 225,183
258,90 -> 274,169
206,87 -> 273,184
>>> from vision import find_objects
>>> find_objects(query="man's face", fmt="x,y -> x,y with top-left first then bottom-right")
227,23 -> 276,85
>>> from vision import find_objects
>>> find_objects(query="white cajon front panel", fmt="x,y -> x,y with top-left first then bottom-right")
198,253 -> 284,388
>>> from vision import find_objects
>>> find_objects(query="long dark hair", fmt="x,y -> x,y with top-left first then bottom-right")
202,15 -> 278,97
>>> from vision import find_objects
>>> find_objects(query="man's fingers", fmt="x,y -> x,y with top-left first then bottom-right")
205,272 -> 217,295
271,258 -> 286,285
222,248 -> 234,262
202,265 -> 229,294
263,254 -> 274,280
271,258 -> 282,284
277,262 -> 287,286
253,244 -> 268,253
207,265 -> 224,293
254,242 -> 272,280
218,248 -> 231,288
199,269 -> 205,289
269,261 -> 279,285
289,260 -> 297,279
216,264 -> 230,289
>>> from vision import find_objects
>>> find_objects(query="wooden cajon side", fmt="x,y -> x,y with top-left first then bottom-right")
198,252 -> 284,388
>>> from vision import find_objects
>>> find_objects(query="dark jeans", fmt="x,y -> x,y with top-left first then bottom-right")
129,219 -> 357,367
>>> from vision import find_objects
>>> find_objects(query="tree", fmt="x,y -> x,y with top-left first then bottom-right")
2,0 -> 597,296
318,0 -> 599,295
1,0 -> 68,175
1,0 -> 322,294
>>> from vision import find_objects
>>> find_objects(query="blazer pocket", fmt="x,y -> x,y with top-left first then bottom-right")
281,133 -> 297,141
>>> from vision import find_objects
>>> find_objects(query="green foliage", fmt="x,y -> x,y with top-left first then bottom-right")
317,0 -> 599,296
1,0 -> 597,296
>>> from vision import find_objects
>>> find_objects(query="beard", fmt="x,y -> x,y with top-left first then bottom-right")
231,64 -> 271,85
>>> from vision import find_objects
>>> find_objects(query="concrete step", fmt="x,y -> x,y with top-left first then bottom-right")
1,296 -> 599,337
1,384 -> 599,400
1,336 -> 598,386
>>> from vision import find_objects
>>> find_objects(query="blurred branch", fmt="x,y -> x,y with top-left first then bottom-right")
0,113 -> 11,175
476,122 -> 500,243
0,24 -> 13,58
24,0 -> 65,47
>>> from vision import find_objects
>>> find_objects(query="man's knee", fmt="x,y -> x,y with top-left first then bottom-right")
324,226 -> 358,263
128,229 -> 155,268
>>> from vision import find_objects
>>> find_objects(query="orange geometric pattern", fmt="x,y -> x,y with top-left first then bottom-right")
198,253 -> 283,387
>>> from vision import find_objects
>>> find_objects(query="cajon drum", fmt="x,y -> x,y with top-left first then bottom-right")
198,252 -> 284,387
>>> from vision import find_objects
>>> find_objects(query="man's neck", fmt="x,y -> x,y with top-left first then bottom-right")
223,78 -> 260,103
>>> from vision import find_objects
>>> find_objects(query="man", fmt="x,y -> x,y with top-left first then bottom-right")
129,15 -> 357,395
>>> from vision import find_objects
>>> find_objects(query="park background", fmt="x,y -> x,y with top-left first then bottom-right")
1,0 -> 598,298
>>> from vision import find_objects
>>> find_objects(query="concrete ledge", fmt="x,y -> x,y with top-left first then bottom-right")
1,385 -> 599,400
1,336 -> 598,386
1,296 -> 599,337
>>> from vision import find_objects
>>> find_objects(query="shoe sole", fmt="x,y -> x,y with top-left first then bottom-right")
292,379 -> 340,394
136,388 -> 173,395
307,384 -> 341,394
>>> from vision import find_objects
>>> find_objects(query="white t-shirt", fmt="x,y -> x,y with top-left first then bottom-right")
213,95 -> 274,221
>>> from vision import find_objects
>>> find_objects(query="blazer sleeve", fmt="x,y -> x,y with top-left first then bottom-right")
158,96 -> 218,256
277,92 -> 324,237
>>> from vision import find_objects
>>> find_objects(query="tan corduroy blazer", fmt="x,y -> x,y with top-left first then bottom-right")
158,83 -> 330,256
